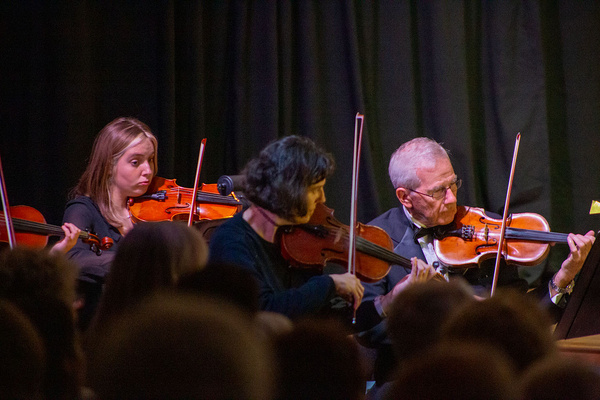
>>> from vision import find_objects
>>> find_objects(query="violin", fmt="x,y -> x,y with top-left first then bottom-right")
281,203 -> 415,283
1,205 -> 113,254
128,176 -> 243,223
433,205 -> 571,268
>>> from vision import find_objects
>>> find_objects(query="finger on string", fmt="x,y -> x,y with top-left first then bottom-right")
567,235 -> 578,252
411,257 -> 419,272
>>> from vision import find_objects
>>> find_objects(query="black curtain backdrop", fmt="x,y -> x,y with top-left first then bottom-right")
2,1 -> 600,283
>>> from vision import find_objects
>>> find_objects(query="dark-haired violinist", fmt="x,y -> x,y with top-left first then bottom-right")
208,135 -> 436,326
359,137 -> 595,389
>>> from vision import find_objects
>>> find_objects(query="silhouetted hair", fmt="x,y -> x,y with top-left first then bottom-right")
71,117 -> 158,227
87,292 -> 274,400
519,356 -> 600,400
242,135 -> 334,220
274,318 -> 368,400
386,342 -> 516,400
177,261 -> 260,316
19,297 -> 82,400
90,222 -> 208,331
387,279 -> 474,363
0,300 -> 45,400
0,246 -> 77,306
441,289 -> 556,373
0,248 -> 82,400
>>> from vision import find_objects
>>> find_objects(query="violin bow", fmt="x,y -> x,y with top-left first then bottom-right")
188,138 -> 207,227
348,112 -> 364,323
491,133 -> 521,296
0,152 -> 17,248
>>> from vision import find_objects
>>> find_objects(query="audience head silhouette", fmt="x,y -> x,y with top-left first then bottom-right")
441,288 -> 556,373
387,279 -> 474,363
0,299 -> 46,400
177,261 -> 260,316
519,356 -> 600,400
87,292 -> 274,400
0,247 -> 82,400
274,318 -> 368,400
91,221 -> 208,330
385,342 -> 516,400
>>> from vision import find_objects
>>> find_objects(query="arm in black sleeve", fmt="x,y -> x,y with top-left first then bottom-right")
62,198 -> 120,283
209,217 -> 336,319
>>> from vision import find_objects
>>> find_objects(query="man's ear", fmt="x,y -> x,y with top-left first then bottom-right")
395,187 -> 412,209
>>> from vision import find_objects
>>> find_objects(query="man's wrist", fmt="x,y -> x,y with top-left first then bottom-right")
554,269 -> 576,288
549,272 -> 574,295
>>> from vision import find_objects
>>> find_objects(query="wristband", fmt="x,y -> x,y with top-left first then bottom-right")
549,273 -> 574,295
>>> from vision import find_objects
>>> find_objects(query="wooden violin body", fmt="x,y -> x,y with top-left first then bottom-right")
280,203 -> 409,283
128,176 -> 243,223
1,205 -> 112,253
1,205 -> 48,248
434,206 -> 570,268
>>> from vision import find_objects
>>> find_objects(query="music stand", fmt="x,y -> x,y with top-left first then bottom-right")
554,231 -> 600,339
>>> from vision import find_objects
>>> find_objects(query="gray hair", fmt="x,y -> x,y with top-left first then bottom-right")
388,137 -> 450,189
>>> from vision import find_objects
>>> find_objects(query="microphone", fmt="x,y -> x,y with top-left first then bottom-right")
217,175 -> 245,196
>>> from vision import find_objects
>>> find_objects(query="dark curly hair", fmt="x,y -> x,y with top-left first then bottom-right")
242,136 -> 335,220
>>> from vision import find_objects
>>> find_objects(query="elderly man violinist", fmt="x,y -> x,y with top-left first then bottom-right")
359,137 -> 595,388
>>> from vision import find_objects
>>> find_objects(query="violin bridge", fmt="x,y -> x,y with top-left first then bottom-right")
334,228 -> 343,244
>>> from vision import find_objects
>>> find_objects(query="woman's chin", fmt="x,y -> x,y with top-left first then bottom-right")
292,216 -> 310,225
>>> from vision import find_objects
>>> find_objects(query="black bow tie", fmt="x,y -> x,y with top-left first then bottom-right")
413,226 -> 436,243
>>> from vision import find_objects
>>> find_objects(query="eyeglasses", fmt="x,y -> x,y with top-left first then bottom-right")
407,178 -> 462,200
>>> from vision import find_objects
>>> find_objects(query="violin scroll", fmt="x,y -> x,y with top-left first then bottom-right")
82,231 -> 114,255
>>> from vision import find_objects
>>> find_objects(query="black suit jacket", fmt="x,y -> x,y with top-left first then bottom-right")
363,206 -> 423,303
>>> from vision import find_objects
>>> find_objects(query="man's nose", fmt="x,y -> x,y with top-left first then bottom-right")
445,187 -> 457,203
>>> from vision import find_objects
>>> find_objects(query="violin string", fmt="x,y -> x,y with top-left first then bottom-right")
505,227 -> 569,242
4,216 -> 91,240
163,189 -> 241,205
480,228 -> 569,243
0,216 -> 65,236
314,224 -> 570,270
354,234 -> 411,266
166,188 -> 234,198
321,225 -> 413,268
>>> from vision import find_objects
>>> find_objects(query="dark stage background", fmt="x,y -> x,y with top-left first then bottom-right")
2,1 -> 600,283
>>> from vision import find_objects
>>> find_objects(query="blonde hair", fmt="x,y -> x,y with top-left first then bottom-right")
72,117 -> 158,228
